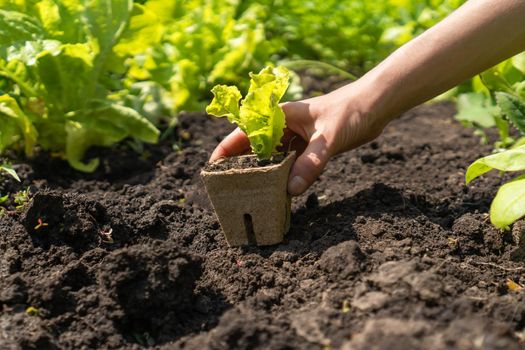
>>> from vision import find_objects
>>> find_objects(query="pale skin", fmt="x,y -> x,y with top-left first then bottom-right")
210,0 -> 525,196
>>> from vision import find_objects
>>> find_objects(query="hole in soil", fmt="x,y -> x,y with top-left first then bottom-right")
243,213 -> 257,245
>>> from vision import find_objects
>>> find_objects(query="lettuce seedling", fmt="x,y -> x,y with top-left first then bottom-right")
206,66 -> 290,160
13,187 -> 30,210
34,218 -> 48,230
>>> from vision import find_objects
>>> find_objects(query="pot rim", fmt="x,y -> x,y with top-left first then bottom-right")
201,150 -> 296,176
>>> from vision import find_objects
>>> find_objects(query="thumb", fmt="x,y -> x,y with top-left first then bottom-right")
288,135 -> 330,196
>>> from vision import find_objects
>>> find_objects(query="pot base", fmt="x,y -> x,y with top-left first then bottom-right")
201,152 -> 296,247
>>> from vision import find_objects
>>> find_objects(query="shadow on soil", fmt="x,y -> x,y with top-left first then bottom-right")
242,182 -> 491,259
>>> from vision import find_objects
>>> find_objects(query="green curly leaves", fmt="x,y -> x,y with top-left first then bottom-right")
206,85 -> 242,125
242,66 -> 289,159
206,66 -> 290,160
0,0 -> 161,172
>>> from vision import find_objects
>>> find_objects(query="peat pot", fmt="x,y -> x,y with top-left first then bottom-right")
201,151 -> 296,247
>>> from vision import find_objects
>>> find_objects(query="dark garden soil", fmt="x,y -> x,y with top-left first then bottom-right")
2,97 -> 525,349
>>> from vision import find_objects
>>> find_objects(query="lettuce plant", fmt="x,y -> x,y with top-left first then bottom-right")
206,66 -> 290,160
466,92 -> 525,229
0,0 -> 160,172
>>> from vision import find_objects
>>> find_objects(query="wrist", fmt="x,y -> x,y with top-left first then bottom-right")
341,71 -> 397,136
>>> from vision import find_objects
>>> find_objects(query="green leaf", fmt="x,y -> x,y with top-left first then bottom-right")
490,176 -> 525,229
206,66 -> 291,160
65,121 -> 100,172
480,68 -> 514,94
0,163 -> 20,182
206,85 -> 242,125
495,92 -> 525,134
0,59 -> 38,97
493,114 -> 513,148
455,92 -> 496,128
169,59 -> 200,111
0,194 -> 8,204
82,0 -> 133,53
65,101 -> 159,172
35,0 -> 63,37
86,101 -> 160,143
512,52 -> 525,75
0,94 -> 38,156
36,43 -> 95,113
466,146 -> 525,184
34,0 -> 87,43
0,9 -> 44,46
240,66 -> 290,159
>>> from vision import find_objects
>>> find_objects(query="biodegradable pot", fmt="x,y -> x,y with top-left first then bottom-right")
201,151 -> 296,247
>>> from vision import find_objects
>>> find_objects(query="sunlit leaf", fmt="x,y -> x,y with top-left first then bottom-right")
466,146 -> 525,184
0,94 -> 38,156
0,163 -> 20,182
455,92 -> 496,128
490,176 -> 525,229
65,101 -> 159,171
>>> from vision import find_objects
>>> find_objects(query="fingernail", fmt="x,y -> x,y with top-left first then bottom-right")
288,176 -> 307,196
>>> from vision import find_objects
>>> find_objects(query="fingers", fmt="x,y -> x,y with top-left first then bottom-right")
281,101 -> 312,141
283,100 -> 329,195
278,128 -> 308,154
209,128 -> 250,162
288,134 -> 330,196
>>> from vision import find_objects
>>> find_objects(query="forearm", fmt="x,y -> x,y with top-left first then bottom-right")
357,0 -> 525,123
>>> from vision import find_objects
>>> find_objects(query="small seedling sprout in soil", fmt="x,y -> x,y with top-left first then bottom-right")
13,188 -> 30,211
34,218 -> 49,230
0,163 -> 21,215
25,306 -> 39,316
206,65 -> 291,161
99,228 -> 114,243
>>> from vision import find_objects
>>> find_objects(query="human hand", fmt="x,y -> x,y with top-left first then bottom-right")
209,80 -> 391,196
